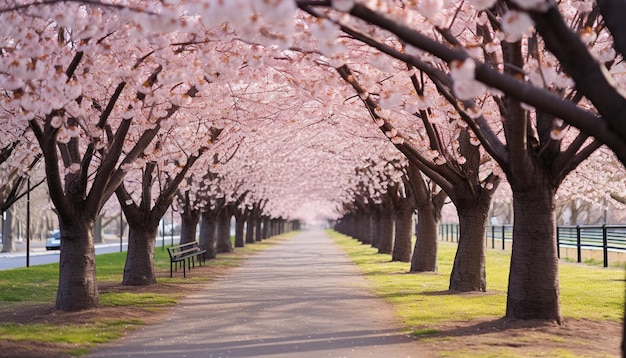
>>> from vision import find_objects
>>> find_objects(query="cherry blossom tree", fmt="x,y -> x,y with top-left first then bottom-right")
115,124 -> 221,285
294,0 -> 620,323
3,2 -> 622,337
0,1 -> 220,310
333,61 -> 500,290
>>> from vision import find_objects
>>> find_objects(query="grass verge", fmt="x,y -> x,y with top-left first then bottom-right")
0,232 -> 296,357
328,230 -> 624,357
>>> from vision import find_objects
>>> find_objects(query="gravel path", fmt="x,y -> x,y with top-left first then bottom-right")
88,230 -> 424,357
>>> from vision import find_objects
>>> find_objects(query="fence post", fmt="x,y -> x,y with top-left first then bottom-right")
603,224 -> 608,268
491,225 -> 495,249
576,225 -> 582,263
501,225 -> 505,251
556,226 -> 560,259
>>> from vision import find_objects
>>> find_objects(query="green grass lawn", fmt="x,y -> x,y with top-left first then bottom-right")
328,231 -> 625,329
1,230 -> 622,357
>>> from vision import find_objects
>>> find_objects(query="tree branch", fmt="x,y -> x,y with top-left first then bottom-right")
528,5 -> 626,143
335,3 -> 626,163
596,1 -> 626,67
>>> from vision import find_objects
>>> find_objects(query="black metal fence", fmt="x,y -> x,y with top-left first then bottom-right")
439,223 -> 626,268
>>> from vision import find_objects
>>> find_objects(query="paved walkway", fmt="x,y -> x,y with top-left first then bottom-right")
88,230 -> 422,357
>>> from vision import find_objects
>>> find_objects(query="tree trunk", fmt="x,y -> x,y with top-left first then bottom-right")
262,216 -> 270,240
392,207 -> 412,262
246,215 -> 255,244
378,209 -> 394,255
354,214 -> 372,245
370,209 -> 381,249
180,209 -> 200,244
216,207 -> 233,253
123,224 -> 157,285
506,183 -> 562,323
255,215 -> 263,242
359,213 -> 373,245
56,219 -> 99,311
270,219 -> 278,237
410,203 -> 439,272
234,212 -> 245,248
448,198 -> 491,292
93,215 -> 104,244
1,208 -> 14,253
199,210 -> 217,260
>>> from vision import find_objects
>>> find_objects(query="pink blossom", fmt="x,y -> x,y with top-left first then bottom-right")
50,116 -> 64,129
501,10 -> 534,42
418,0 -> 444,20
450,59 -> 477,82
469,0 -> 497,11
511,0 -> 551,12
0,76 -> 24,91
332,0 -> 355,12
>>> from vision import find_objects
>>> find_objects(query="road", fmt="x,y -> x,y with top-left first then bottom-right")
88,230 -> 421,358
0,241 -> 130,270
0,233 -> 183,270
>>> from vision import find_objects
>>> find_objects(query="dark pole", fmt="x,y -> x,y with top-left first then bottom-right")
119,209 -> 123,252
26,178 -> 30,268
170,207 -> 174,247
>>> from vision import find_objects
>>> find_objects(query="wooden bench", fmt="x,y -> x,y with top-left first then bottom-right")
167,241 -> 207,278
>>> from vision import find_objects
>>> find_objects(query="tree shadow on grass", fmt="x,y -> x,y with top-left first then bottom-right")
421,289 -> 505,296
426,317 -> 560,338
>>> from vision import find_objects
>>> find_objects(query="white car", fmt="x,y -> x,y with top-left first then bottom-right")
45,231 -> 61,250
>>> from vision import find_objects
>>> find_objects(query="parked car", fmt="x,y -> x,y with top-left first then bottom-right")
45,231 -> 61,250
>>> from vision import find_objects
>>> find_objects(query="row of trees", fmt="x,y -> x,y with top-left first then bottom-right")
0,2 -> 624,352
0,0 -> 398,311
294,0 -> 626,327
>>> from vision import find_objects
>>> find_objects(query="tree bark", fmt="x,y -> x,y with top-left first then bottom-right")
392,207 -> 412,262
1,208 -> 14,253
262,216 -> 270,240
255,214 -> 263,242
448,198 -> 491,292
358,212 -> 373,245
199,210 -> 217,260
245,214 -> 255,244
234,211 -> 245,248
377,207 -> 394,255
506,183 -> 562,323
123,224 -> 157,285
408,164 -> 445,273
180,208 -> 200,245
411,202 -> 440,272
56,219 -> 99,311
216,207 -> 233,253
370,207 -> 382,249
93,215 -> 104,244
